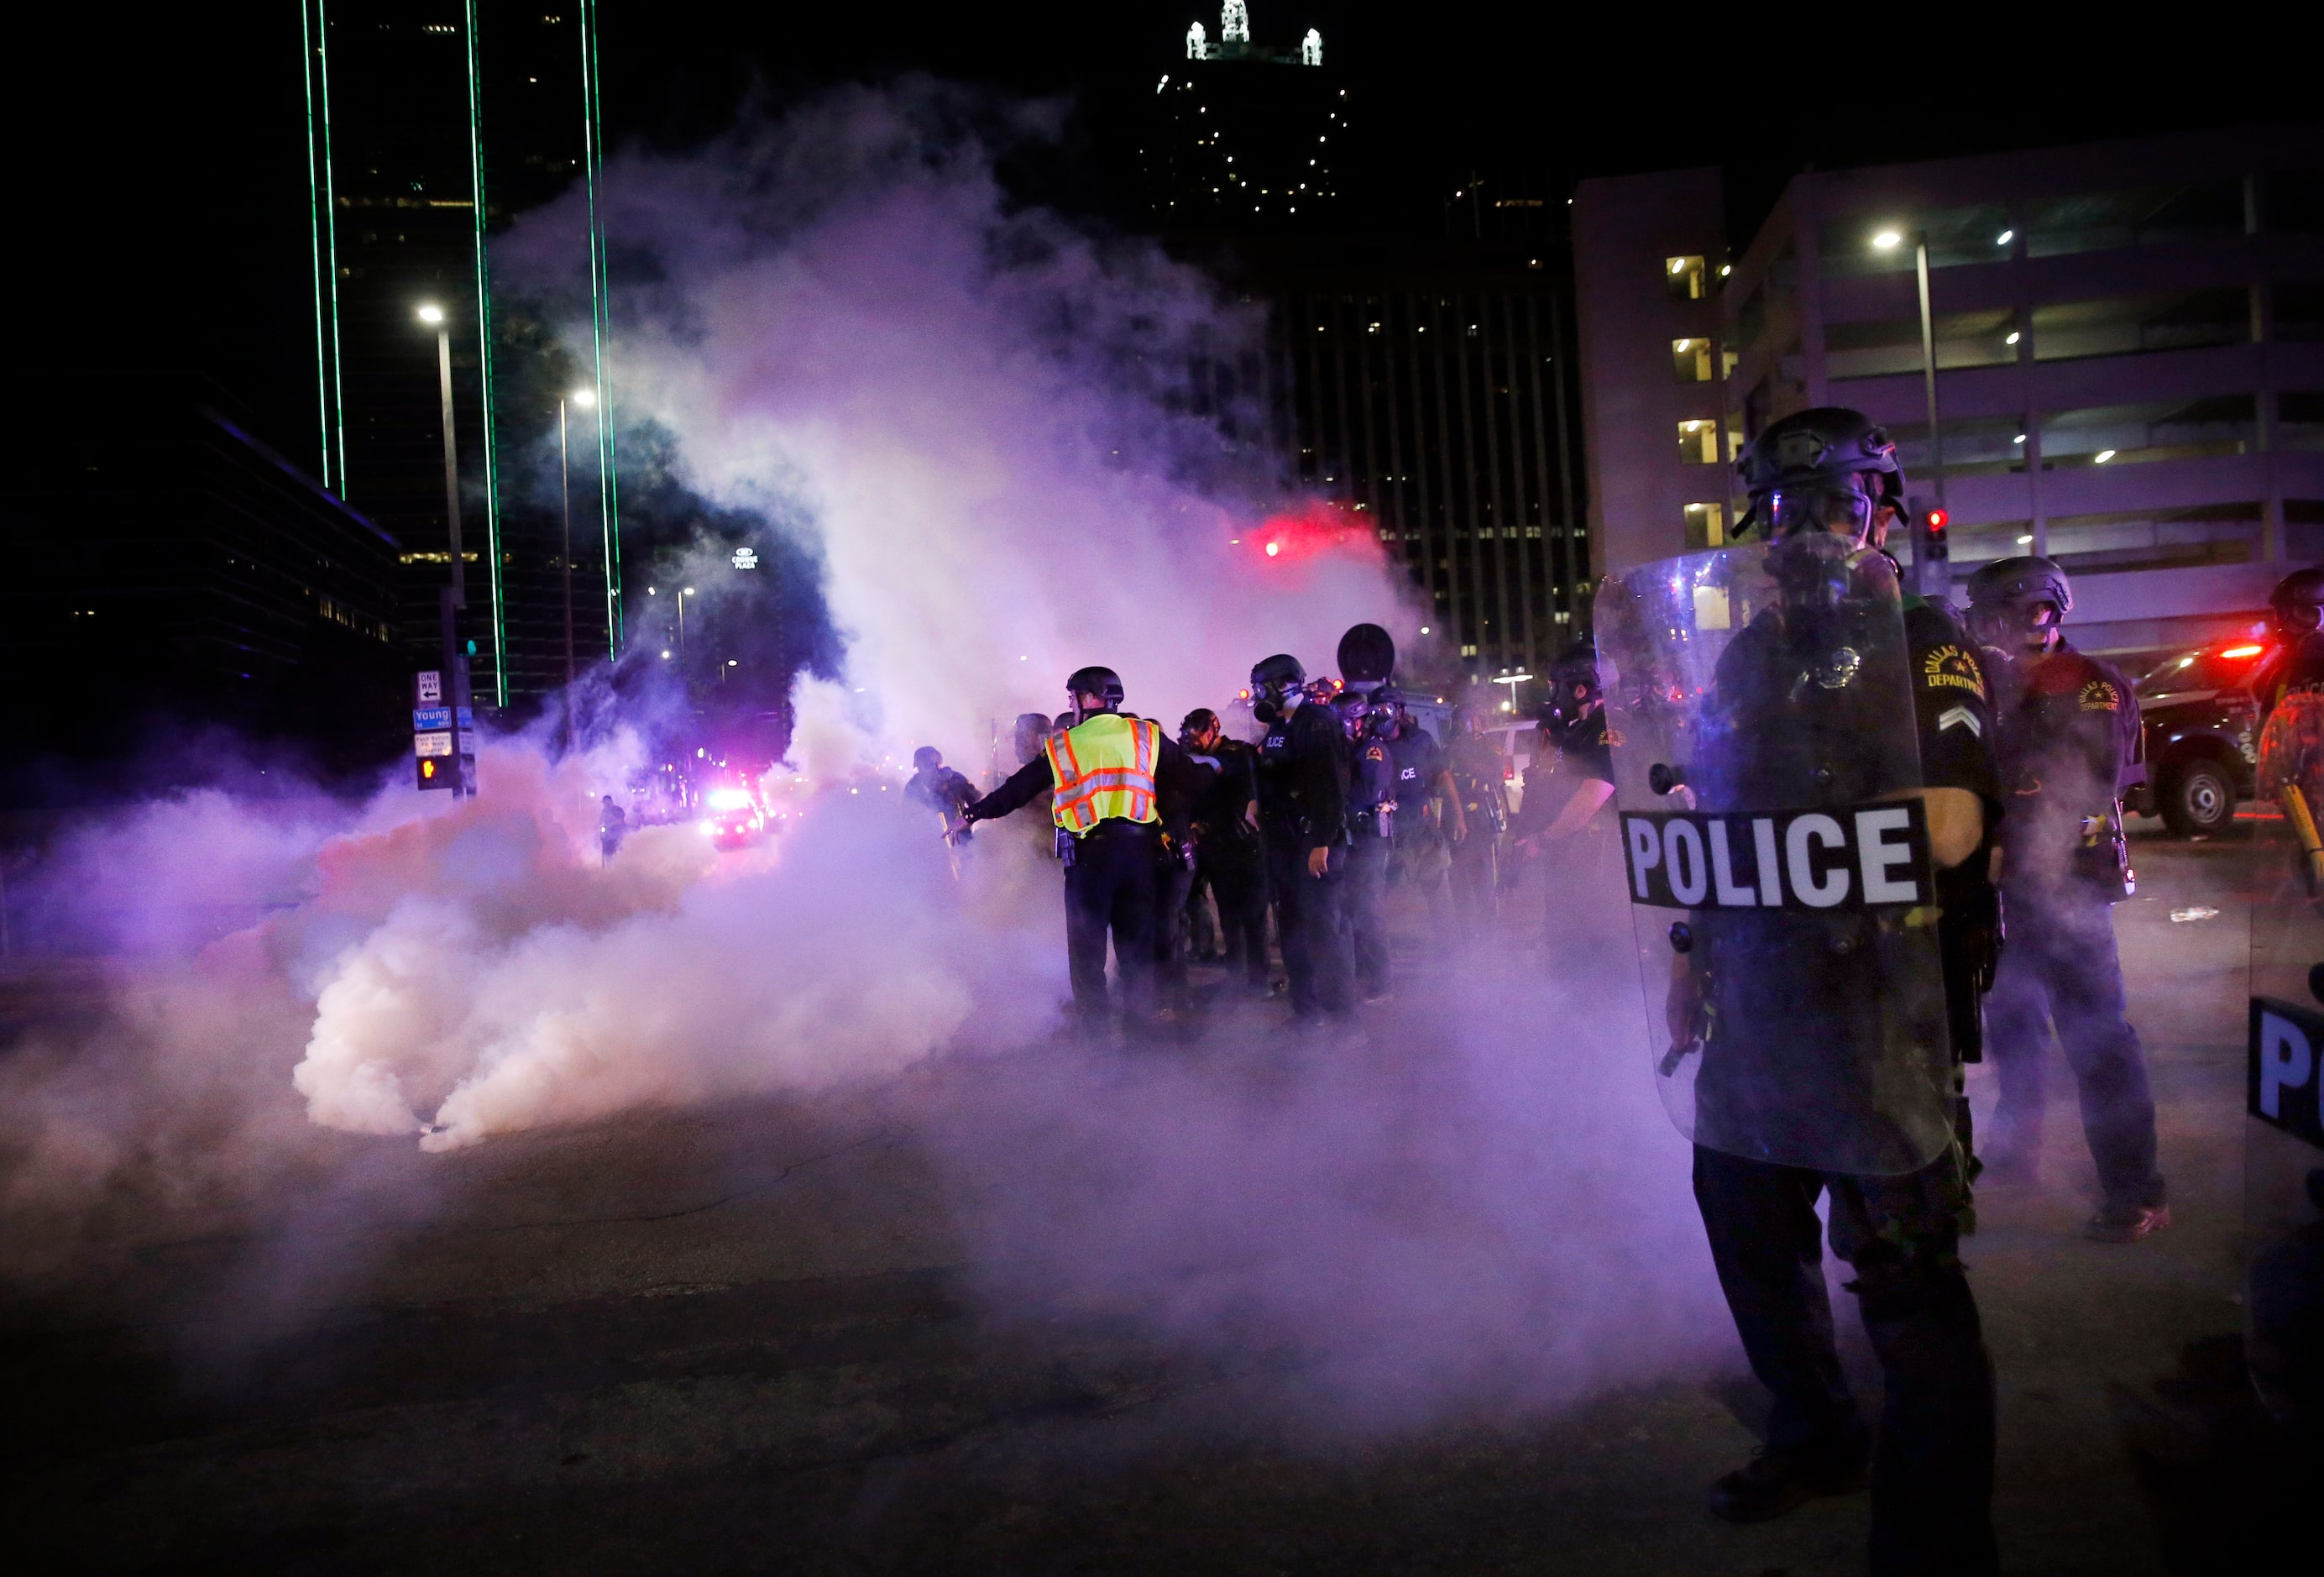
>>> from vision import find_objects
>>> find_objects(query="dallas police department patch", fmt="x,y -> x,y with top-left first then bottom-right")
1921,643 -> 1988,702
2079,678 -> 2122,712
1620,801 -> 1934,911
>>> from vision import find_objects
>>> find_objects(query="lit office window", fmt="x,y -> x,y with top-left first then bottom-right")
1684,502 -> 1726,548
1678,419 -> 1719,464
1672,338 -> 1714,382
1666,255 -> 1706,301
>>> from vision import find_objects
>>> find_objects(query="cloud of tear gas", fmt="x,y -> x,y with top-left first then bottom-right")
3,86 -> 1725,1440
495,83 -> 1414,767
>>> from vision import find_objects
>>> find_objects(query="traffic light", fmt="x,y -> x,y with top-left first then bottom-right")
416,754 -> 453,791
1922,506 -> 1950,562
1903,496 -> 1950,598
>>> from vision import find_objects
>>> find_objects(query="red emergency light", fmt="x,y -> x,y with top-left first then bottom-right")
2219,643 -> 2264,659
1245,498 -> 1374,566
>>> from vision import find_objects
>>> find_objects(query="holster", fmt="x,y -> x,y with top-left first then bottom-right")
2070,799 -> 2135,902
1055,826 -> 1076,868
1936,867 -> 2005,1063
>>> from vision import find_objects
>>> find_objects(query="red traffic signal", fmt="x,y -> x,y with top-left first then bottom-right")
417,756 -> 452,791
1919,506 -> 1950,562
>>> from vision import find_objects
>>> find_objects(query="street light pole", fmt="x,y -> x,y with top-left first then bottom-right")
417,302 -> 474,794
1912,233 -> 1947,521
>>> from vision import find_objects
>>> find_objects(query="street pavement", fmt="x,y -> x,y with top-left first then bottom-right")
0,822 -> 2305,1574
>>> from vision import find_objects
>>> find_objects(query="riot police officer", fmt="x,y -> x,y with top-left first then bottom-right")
1251,653 -> 1356,1023
1181,708 -> 1270,993
1339,687 -> 1402,1002
1384,694 -> 1461,935
1444,705 -> 1508,932
905,746 -> 979,841
1605,408 -> 2003,1572
1510,639 -> 1621,961
1965,556 -> 2167,1241
2254,565 -> 2324,721
964,667 -> 1196,1038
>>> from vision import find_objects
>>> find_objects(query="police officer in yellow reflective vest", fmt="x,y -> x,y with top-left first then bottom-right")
964,666 -> 1198,1038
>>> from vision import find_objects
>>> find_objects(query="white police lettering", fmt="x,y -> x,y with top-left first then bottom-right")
1662,819 -> 1709,905
1626,817 -> 1661,899
1856,807 -> 1919,903
1752,817 -> 1784,907
1620,803 -> 1933,912
1707,820 -> 1753,906
1786,815 -> 1850,908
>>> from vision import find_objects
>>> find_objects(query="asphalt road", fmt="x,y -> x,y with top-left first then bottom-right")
0,823 -> 2305,1574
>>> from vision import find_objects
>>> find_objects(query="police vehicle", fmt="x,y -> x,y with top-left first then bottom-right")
2128,638 -> 2267,836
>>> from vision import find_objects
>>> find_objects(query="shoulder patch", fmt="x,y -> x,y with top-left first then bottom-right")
1921,643 -> 1988,703
2078,678 -> 2122,713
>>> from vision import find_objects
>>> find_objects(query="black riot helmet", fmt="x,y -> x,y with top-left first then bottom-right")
1541,638 -> 1603,744
1064,665 -> 1125,724
1965,555 -> 2073,652
911,746 -> 942,772
1013,712 -> 1054,766
1735,407 -> 1907,547
1337,622 -> 1397,689
2269,565 -> 2324,641
1250,652 -> 1307,706
1365,685 -> 1405,738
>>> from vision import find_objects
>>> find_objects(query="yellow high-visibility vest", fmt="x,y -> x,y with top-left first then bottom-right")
1045,713 -> 1161,833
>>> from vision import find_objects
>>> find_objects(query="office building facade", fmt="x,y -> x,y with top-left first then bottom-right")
1263,243 -> 1589,683
0,377 -> 407,799
1576,125 -> 2324,658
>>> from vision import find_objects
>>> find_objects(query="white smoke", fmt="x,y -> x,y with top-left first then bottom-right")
0,89 -> 1725,1438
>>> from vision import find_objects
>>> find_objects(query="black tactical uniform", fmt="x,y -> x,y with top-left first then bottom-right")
1966,557 -> 2165,1239
1252,655 -> 1355,1021
1186,726 -> 1269,991
1387,719 -> 1455,933
1658,410 -> 2004,1576
1444,715 -> 1507,931
1343,694 -> 1400,1000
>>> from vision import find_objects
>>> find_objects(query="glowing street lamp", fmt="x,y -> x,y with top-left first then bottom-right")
1871,226 -> 1948,567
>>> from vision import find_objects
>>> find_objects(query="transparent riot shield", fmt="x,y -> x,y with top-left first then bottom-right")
1593,539 -> 1955,1176
2246,691 -> 2324,1430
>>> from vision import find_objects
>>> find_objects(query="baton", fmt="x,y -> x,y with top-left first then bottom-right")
2284,784 -> 2324,898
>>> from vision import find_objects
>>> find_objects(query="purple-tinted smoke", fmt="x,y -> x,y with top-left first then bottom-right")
0,86 -> 1730,1434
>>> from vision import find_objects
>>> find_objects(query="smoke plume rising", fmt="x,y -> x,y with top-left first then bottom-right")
0,86 -> 1727,1432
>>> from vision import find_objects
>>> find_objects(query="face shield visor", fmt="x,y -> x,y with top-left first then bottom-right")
1761,484 -> 1877,546
2275,601 -> 2324,640
1965,598 -> 2063,651
1543,676 -> 1599,736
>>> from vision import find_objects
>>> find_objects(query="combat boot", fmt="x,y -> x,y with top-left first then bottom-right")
1708,1436 -> 1870,1523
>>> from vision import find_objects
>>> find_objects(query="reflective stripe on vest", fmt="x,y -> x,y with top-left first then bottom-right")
1045,714 -> 1161,832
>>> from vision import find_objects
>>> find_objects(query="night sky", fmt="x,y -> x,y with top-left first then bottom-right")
17,2 -> 2311,469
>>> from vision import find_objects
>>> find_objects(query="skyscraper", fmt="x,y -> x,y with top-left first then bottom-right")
297,0 -> 616,710
1149,9 -> 1589,691
1145,4 -> 1343,228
